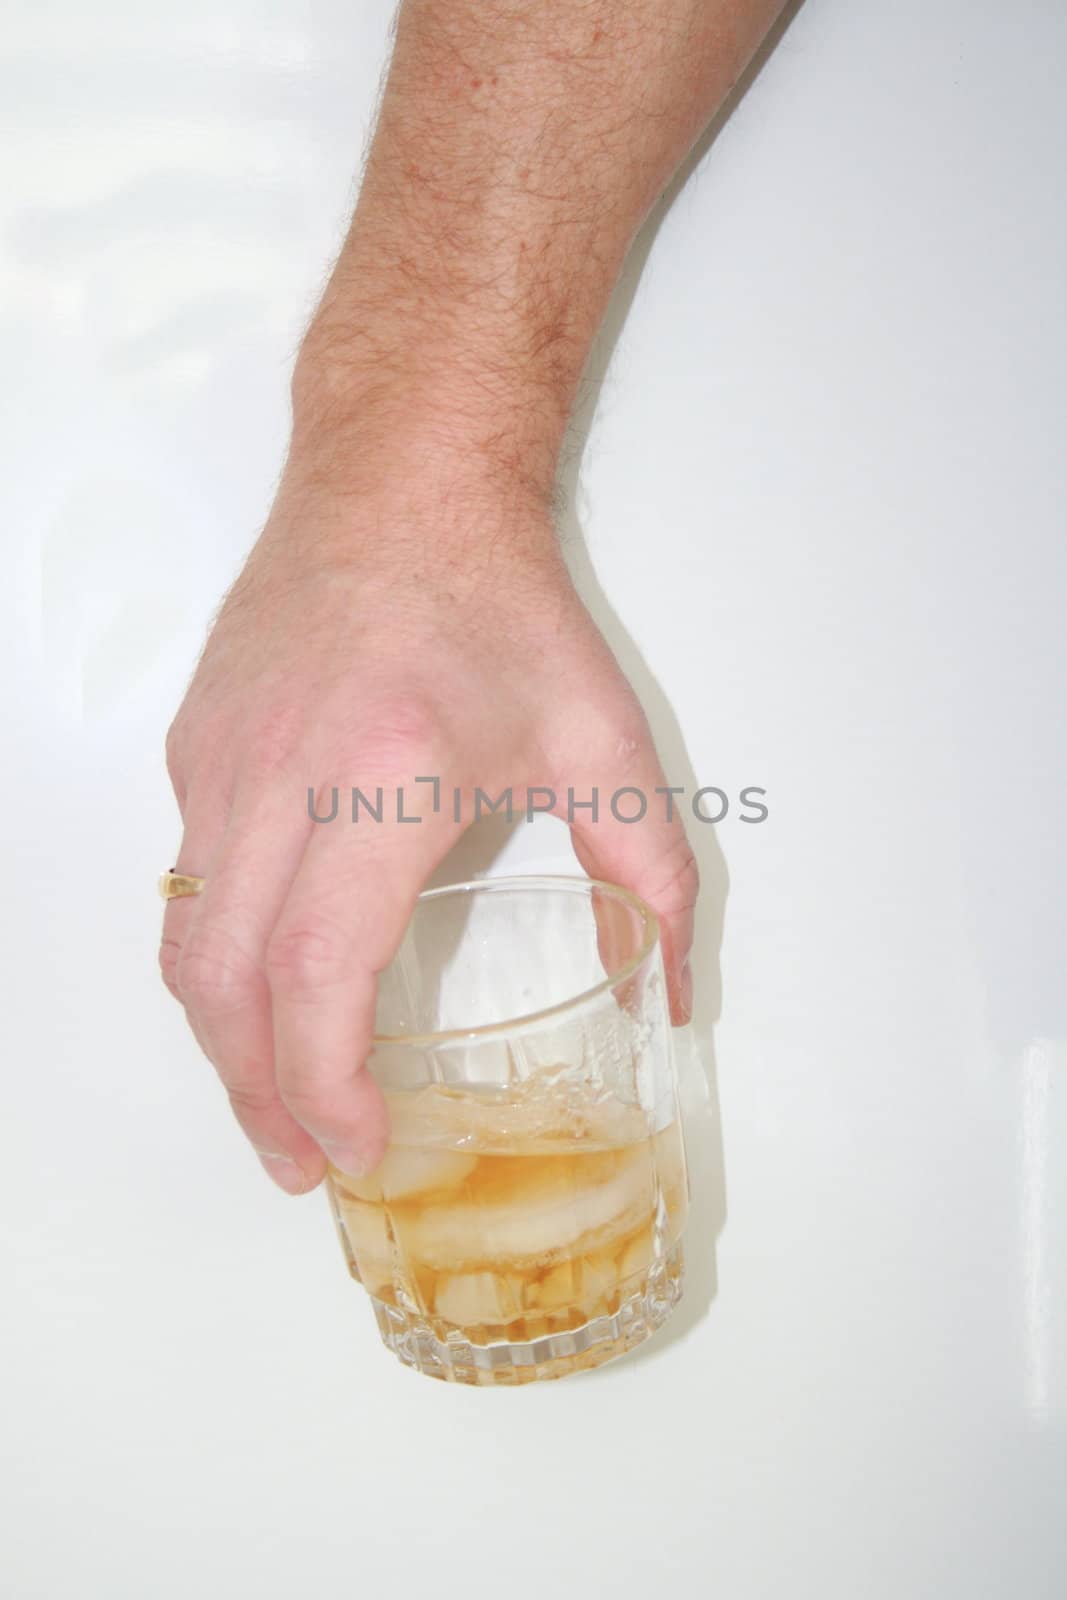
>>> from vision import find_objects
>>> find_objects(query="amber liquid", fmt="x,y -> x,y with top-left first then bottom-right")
328,1084 -> 688,1357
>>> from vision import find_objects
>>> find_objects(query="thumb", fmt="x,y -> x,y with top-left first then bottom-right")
563,725 -> 699,1025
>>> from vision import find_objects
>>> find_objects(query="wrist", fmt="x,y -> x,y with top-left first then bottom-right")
296,356 -> 556,511
290,254 -> 585,511
262,350 -> 563,582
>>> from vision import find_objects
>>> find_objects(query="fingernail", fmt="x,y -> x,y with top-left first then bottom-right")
322,1143 -> 367,1180
257,1151 -> 312,1195
679,959 -> 693,1023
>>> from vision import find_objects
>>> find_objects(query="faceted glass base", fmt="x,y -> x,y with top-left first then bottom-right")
369,1241 -> 685,1385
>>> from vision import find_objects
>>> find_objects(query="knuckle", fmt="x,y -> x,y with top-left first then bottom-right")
274,1069 -> 332,1122
158,936 -> 183,1000
243,703 -> 302,779
175,926 -> 260,1015
584,689 -> 651,772
612,698 -> 653,759
274,1055 -> 353,1130
226,1081 -> 277,1117
164,719 -> 186,790
549,692 -> 649,786
353,690 -> 444,772
266,919 -> 348,996
642,842 -> 700,916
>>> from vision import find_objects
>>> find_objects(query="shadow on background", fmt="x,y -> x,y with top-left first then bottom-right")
566,3 -> 805,1366
432,3 -> 805,1364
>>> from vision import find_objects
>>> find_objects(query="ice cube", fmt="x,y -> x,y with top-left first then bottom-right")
529,1259 -> 578,1310
402,1147 -> 654,1270
529,1246 -> 623,1314
336,1196 -> 394,1291
385,1081 -> 648,1154
580,1247 -> 621,1308
434,1270 -> 526,1328
378,1147 -> 478,1202
329,1167 -> 378,1203
616,1227 -> 654,1283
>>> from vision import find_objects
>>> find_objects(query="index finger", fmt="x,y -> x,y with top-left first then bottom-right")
265,796 -> 461,1177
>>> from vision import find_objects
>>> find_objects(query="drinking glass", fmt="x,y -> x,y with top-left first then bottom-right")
325,875 -> 689,1385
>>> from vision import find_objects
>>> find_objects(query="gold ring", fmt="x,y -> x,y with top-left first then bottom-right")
159,869 -> 206,900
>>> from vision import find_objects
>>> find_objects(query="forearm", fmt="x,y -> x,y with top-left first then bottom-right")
168,3 -> 748,1183
292,0 -> 785,505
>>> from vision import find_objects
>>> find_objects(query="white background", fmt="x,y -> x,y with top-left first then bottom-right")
3,1 -> 1065,1595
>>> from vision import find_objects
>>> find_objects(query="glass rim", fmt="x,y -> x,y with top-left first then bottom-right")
372,874 -> 660,1048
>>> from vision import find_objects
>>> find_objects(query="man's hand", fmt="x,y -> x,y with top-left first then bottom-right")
161,452 -> 697,1192
161,0 -> 785,1191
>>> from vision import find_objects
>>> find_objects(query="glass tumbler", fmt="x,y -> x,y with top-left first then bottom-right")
325,875 -> 690,1385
